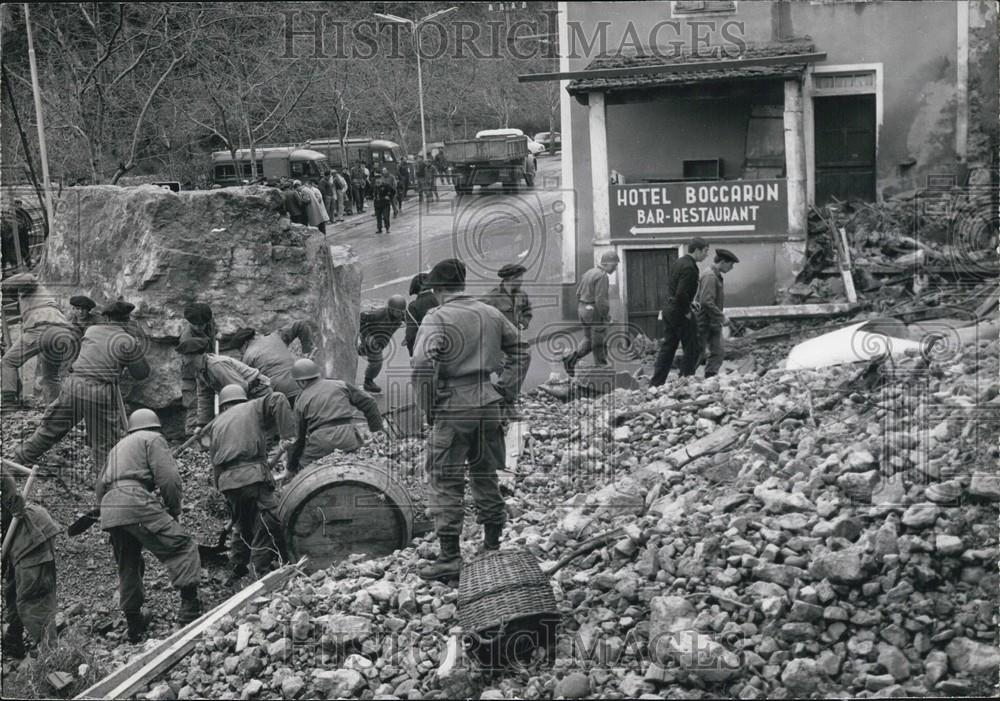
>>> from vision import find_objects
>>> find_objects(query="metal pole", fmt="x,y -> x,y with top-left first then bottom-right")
414,21 -> 428,163
23,4 -> 55,234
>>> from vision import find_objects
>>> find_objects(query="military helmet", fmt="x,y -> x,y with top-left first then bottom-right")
128,408 -> 161,432
387,294 -> 407,312
218,384 -> 248,407
291,358 -> 321,381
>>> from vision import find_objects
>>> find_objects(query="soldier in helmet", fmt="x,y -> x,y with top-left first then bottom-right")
411,258 -> 528,583
203,384 -> 296,585
96,408 -> 202,642
285,358 -> 384,473
175,338 -> 272,432
13,301 -> 149,474
562,251 -> 619,378
358,294 -> 407,394
1,468 -> 60,658
222,320 -> 315,408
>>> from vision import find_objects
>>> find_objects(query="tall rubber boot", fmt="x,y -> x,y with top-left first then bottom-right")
125,611 -> 148,643
418,535 -> 462,583
2,620 -> 26,659
177,586 -> 202,625
562,353 -> 577,378
483,523 -> 502,551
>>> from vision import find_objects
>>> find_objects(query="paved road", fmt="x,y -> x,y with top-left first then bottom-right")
318,156 -> 574,406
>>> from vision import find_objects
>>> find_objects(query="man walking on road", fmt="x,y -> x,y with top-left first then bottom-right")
204,385 -> 296,584
649,237 -> 709,386
12,301 -> 149,474
562,251 -> 619,378
382,168 -> 400,218
350,161 -> 368,214
96,409 -> 202,642
412,258 -> 528,583
358,295 -> 406,393
285,358 -> 384,472
372,174 -> 395,235
696,248 -> 739,378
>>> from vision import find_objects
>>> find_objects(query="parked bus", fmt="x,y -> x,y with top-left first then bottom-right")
210,147 -> 328,187
305,138 -> 406,178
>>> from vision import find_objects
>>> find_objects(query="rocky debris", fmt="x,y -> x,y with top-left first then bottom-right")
38,185 -> 361,410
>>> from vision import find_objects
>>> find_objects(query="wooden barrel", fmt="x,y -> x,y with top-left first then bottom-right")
278,458 -> 414,571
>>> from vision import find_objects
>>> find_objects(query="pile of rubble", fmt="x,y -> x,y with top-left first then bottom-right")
131,333 -> 997,700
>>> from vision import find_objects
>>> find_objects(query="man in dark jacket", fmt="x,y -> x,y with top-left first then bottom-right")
482,263 -> 533,396
282,183 -> 310,225
178,303 -> 217,437
1,468 -> 60,657
649,237 -> 710,386
403,273 -> 439,357
359,295 -> 406,393
372,174 -> 395,234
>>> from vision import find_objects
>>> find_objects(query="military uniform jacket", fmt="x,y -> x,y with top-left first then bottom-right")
1,273 -> 69,329
72,323 -> 150,382
96,430 -> 183,529
696,265 -> 725,328
482,285 -> 533,330
1,475 -> 60,566
292,379 -> 383,460
372,182 -> 395,204
178,321 -> 216,380
359,307 -> 402,353
576,267 -> 610,320
663,254 -> 700,324
411,297 -> 528,411
242,322 -> 314,399
404,291 -> 440,355
196,354 -> 272,426
208,393 -> 295,491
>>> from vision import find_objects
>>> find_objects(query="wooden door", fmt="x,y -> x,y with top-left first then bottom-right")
625,248 -> 676,339
814,94 -> 876,204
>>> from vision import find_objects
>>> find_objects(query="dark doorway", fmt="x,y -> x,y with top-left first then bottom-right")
814,94 -> 876,204
625,248 -> 677,339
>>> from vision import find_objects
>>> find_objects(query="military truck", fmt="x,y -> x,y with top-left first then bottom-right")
444,129 -> 536,194
210,147 -> 328,187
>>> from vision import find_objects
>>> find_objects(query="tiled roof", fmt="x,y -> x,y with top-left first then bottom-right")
567,41 -> 816,94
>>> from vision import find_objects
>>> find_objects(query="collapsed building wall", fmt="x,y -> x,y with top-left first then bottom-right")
39,185 -> 360,412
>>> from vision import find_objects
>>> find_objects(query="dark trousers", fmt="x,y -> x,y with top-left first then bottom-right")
375,202 -> 391,232
352,185 -> 366,212
224,482 -> 285,575
109,516 -> 200,613
1,323 -> 79,404
650,314 -> 701,386
364,346 -> 384,383
565,304 -> 607,370
427,402 -> 506,540
3,544 -> 57,648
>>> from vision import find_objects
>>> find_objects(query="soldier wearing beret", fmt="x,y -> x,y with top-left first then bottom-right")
696,248 -> 739,378
178,303 -> 217,437
13,300 -> 149,474
403,273 -> 439,357
0,273 -> 78,409
223,320 -> 315,407
482,263 -> 533,398
68,295 -> 99,334
411,258 -> 528,583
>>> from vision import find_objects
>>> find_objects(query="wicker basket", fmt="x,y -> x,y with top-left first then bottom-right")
458,549 -> 560,665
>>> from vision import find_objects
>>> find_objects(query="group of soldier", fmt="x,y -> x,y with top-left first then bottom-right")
0,255 -> 536,656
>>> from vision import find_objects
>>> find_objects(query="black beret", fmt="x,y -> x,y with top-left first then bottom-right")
408,272 -> 429,296
715,248 -> 740,263
69,295 -> 96,311
221,327 -> 256,350
183,303 -> 214,325
498,264 -> 527,280
102,301 -> 135,319
427,258 -> 466,290
175,337 -> 210,355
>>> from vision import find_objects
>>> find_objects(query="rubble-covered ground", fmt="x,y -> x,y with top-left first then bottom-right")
3,329 -> 998,700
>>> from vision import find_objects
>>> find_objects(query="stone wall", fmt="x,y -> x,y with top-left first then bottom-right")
40,185 -> 360,410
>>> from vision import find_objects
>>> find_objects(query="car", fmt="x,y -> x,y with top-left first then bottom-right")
533,132 -> 561,152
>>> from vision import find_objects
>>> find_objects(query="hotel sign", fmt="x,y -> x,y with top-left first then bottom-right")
609,179 -> 787,242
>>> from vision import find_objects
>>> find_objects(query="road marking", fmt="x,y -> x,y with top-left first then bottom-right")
365,274 -> 418,293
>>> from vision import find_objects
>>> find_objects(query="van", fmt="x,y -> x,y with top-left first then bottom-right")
210,147 -> 328,186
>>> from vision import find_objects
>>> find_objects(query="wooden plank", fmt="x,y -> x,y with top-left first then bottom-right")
518,52 -> 828,83
76,557 -> 306,700
727,303 -> 861,319
504,421 -> 527,471
665,425 -> 744,469
837,227 -> 858,303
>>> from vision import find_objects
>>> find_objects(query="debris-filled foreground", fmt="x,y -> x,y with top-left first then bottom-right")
4,333 -> 999,700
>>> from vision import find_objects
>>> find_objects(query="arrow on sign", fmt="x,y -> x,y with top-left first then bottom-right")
629,224 -> 756,235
